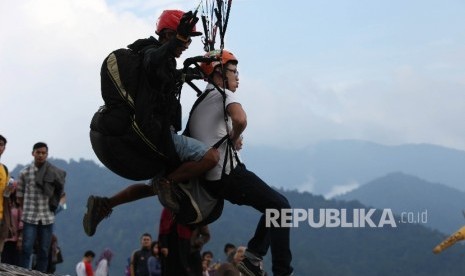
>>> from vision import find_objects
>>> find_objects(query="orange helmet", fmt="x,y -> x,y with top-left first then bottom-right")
200,50 -> 238,77
155,10 -> 201,36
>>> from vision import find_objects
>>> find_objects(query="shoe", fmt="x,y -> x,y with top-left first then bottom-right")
83,196 -> 112,236
154,178 -> 180,213
237,257 -> 265,276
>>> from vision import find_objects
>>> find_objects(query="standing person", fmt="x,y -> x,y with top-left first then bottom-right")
187,50 -> 293,276
1,183 -> 23,265
83,8 -> 219,237
125,257 -> 131,276
0,134 -> 12,258
76,250 -> 95,276
159,207 -> 210,276
131,233 -> 153,276
190,226 -> 211,275
201,250 -> 218,276
224,243 -> 236,262
95,248 -> 113,276
231,246 -> 246,267
147,241 -> 161,276
16,142 -> 66,272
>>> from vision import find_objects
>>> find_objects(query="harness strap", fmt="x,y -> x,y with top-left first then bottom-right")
131,119 -> 167,158
184,87 -> 241,178
106,52 -> 135,109
183,88 -> 215,137
212,135 -> 228,149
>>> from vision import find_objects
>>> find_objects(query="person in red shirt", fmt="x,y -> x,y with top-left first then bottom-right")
76,250 -> 95,276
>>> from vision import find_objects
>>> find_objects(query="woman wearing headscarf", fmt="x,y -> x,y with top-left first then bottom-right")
95,248 -> 113,276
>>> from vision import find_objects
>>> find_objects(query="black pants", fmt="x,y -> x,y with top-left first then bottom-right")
203,164 -> 293,276
161,229 -> 202,276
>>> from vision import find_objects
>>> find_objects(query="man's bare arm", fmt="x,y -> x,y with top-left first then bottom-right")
227,102 -> 247,142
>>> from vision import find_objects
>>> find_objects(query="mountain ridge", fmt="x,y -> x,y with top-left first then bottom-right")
338,172 -> 465,234
242,139 -> 465,195
10,158 -> 465,275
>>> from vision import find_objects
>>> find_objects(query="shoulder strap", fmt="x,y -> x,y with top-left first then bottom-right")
182,88 -> 215,137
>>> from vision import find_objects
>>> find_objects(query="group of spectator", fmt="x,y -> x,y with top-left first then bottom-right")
125,228 -> 248,276
76,248 -> 113,276
202,243 -> 261,276
0,136 -> 66,274
0,134 -> 267,276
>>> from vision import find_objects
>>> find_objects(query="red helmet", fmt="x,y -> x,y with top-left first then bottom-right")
200,50 -> 238,77
155,10 -> 201,36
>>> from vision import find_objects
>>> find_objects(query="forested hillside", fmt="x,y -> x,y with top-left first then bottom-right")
10,159 -> 465,275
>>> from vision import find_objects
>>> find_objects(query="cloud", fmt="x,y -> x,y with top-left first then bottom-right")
2,0 -> 465,172
296,175 -> 316,194
0,0 -> 199,167
229,0 -> 465,153
239,53 -> 465,152
324,181 -> 360,199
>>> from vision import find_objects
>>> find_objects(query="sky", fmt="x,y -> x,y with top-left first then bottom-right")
1,0 -> 464,179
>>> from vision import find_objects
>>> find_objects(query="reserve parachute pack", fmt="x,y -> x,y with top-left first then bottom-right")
90,37 -> 176,181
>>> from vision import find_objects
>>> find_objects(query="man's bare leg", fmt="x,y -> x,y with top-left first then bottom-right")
83,148 -> 219,236
106,183 -> 154,207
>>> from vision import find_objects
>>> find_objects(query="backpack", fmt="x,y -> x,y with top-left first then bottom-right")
173,178 -> 224,225
90,37 -> 179,180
